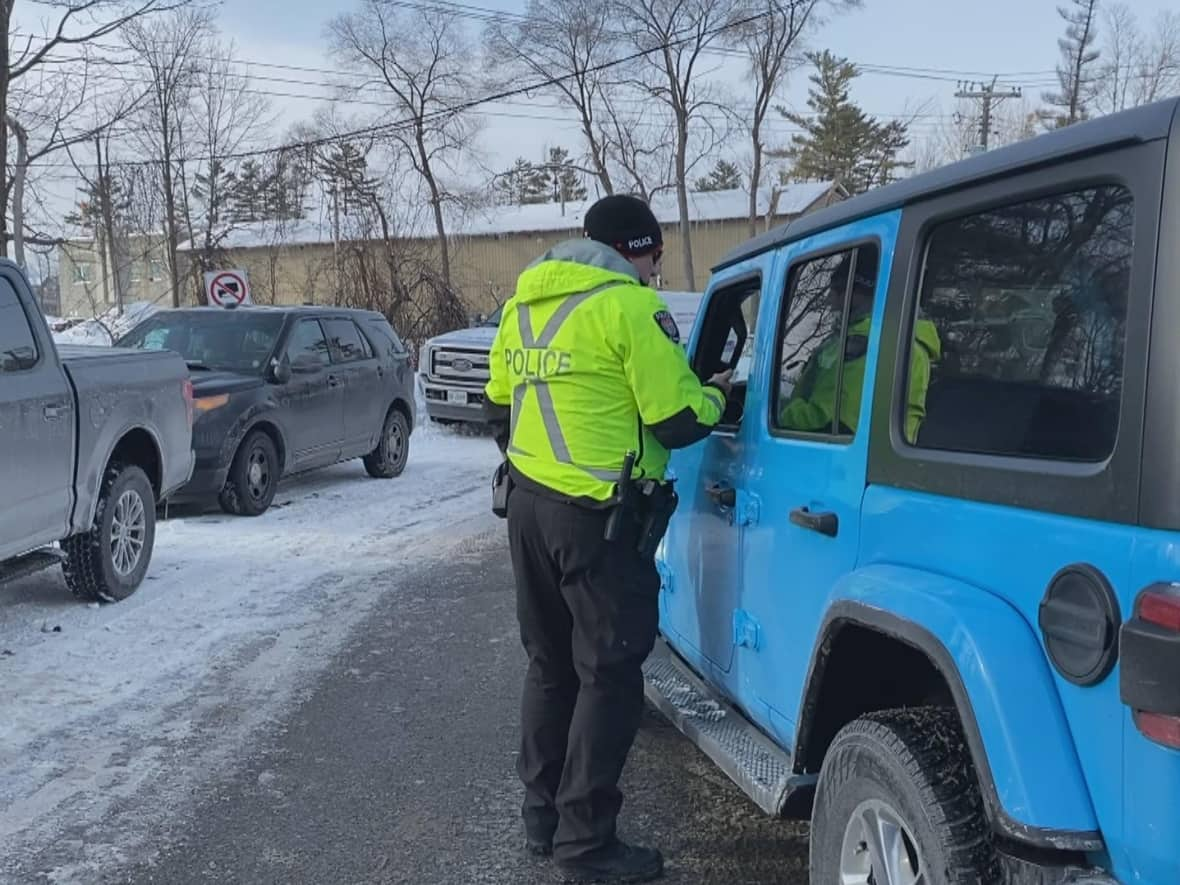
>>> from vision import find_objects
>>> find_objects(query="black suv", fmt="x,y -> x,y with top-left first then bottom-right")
118,306 -> 416,516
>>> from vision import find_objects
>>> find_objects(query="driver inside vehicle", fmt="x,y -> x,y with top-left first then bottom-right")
778,251 -> 941,444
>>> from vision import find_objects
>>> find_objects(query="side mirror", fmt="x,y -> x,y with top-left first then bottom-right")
271,355 -> 292,384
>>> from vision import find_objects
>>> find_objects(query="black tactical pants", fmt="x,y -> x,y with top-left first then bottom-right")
506,484 -> 660,863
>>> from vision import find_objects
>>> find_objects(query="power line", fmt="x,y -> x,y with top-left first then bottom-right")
955,76 -> 1024,153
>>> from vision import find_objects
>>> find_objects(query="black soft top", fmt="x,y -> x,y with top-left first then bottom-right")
716,96 -> 1180,271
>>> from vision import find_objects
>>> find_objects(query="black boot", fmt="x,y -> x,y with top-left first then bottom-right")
525,829 -> 554,858
556,842 -> 664,883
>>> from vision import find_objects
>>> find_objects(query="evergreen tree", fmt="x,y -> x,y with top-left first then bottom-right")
191,160 -> 237,231
228,159 -> 265,223
695,159 -> 743,192
317,142 -> 379,215
777,51 -> 912,195
228,156 -> 306,223
1042,0 -> 1101,128
495,158 -> 549,205
545,147 -> 587,204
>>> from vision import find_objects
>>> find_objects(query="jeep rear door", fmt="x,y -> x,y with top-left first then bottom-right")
735,218 -> 897,745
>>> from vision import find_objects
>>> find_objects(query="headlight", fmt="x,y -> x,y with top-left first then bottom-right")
193,393 -> 230,414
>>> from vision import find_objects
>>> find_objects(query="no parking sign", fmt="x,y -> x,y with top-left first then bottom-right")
204,269 -> 252,307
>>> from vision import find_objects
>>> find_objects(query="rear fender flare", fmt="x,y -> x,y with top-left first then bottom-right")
800,566 -> 1104,853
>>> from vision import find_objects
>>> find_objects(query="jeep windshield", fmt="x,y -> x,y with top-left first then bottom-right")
479,306 -> 503,327
118,311 -> 286,375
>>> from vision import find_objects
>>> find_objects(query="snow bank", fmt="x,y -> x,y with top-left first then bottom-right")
52,302 -> 160,347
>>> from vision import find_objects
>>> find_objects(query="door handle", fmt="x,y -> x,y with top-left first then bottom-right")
790,507 -> 838,537
705,483 -> 736,508
43,402 -> 67,420
327,375 -> 340,388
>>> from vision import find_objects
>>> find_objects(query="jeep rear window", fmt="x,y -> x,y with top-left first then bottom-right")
911,184 -> 1133,462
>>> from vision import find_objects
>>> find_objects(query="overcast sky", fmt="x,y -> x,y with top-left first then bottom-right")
16,0 -> 1178,239
215,0 -> 1175,181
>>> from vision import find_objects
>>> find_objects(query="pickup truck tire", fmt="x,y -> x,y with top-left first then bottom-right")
219,431 -> 279,517
62,464 -> 156,603
809,707 -> 999,885
363,409 -> 410,479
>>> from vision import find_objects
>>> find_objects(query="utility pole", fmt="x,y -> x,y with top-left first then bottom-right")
955,76 -> 1023,155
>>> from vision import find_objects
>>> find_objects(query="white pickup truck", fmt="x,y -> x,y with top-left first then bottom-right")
418,291 -> 705,426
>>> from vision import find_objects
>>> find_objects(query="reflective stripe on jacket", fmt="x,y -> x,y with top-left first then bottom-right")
485,240 -> 725,503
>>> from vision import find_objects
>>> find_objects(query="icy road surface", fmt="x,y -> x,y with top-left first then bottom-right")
0,425 -> 502,882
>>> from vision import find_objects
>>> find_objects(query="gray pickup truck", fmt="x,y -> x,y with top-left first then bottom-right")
0,260 -> 194,602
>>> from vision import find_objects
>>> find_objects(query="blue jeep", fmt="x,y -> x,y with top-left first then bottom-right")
646,97 -> 1180,884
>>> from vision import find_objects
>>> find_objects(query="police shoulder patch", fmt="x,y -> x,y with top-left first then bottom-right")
653,310 -> 680,343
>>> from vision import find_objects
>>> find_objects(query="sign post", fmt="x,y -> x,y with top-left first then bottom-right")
204,269 -> 252,307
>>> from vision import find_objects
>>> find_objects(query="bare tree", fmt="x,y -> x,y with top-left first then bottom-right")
1096,5 -> 1180,114
185,39 -> 274,289
0,0 -> 191,259
598,84 -> 677,201
1133,11 -> 1180,105
328,2 -> 480,290
616,0 -> 739,289
728,0 -> 854,238
123,7 -> 212,306
6,48 -> 146,269
486,0 -> 619,196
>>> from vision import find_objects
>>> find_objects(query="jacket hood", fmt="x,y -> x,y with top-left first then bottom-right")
514,239 -> 641,304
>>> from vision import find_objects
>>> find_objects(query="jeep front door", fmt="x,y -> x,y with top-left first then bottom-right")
659,274 -> 763,684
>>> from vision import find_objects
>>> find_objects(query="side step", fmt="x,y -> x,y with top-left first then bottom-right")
0,548 -> 65,586
643,638 -> 816,816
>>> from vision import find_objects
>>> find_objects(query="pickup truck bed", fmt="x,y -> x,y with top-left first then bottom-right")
56,345 -> 194,533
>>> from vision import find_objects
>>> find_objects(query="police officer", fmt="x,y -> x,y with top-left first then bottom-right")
484,194 -> 732,883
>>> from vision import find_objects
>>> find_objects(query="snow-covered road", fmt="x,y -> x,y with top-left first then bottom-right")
0,425 -> 502,883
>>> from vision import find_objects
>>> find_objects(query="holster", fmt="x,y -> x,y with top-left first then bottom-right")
491,461 -> 513,519
636,481 -> 679,560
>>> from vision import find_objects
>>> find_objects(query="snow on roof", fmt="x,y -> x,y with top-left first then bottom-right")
181,181 -> 837,253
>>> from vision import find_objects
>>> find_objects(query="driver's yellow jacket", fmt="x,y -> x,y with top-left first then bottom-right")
485,240 -> 726,504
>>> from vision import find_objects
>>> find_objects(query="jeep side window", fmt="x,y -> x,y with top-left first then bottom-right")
774,244 -> 880,438
910,184 -> 1133,461
691,279 -> 761,429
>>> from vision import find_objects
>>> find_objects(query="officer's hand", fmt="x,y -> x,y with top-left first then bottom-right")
707,369 -> 734,397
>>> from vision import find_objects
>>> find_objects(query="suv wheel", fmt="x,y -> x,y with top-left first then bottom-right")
364,408 -> 410,479
220,430 -> 279,516
810,708 -> 999,885
62,463 -> 156,603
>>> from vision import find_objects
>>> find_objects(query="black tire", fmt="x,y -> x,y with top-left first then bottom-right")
810,707 -> 999,885
62,464 -> 156,604
363,408 -> 410,479
219,430 -> 280,516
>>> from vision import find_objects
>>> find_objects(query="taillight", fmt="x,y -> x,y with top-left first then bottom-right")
183,379 -> 194,428
1134,711 -> 1180,749
1139,587 -> 1180,632
1122,584 -> 1180,750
